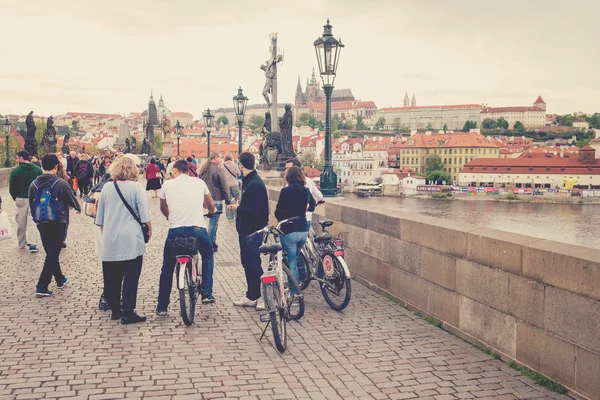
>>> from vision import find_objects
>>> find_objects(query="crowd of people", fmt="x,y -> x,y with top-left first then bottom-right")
4,148 -> 322,325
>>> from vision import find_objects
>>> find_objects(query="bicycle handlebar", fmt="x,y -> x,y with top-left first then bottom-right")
247,216 -> 300,240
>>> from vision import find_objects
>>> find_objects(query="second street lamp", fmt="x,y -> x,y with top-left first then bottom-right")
175,120 -> 182,156
314,18 -> 344,196
3,119 -> 12,168
233,87 -> 249,157
203,108 -> 214,158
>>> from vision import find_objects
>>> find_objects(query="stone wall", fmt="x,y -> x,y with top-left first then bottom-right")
266,185 -> 600,400
0,168 -> 10,188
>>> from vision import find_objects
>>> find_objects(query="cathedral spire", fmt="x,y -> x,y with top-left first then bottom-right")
403,92 -> 409,107
310,67 -> 317,84
158,93 -> 165,107
295,76 -> 304,106
149,91 -> 155,104
411,93 -> 416,107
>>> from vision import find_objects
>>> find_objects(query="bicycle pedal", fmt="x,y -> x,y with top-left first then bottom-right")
259,313 -> 270,323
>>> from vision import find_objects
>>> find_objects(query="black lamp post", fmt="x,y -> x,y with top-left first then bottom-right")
203,108 -> 214,158
314,19 -> 344,196
3,119 -> 11,168
175,120 -> 182,156
233,87 -> 249,157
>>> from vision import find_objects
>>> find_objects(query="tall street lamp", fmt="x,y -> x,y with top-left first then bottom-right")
3,119 -> 12,168
175,120 -> 182,156
314,18 -> 344,197
233,87 -> 249,157
203,108 -> 214,158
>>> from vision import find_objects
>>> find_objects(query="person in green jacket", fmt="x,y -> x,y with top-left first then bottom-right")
9,150 -> 42,252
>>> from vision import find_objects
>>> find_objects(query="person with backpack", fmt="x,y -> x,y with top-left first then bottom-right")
9,150 -> 43,252
29,154 -> 81,297
75,154 -> 94,197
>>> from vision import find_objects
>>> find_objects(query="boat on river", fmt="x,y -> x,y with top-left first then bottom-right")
356,185 -> 382,198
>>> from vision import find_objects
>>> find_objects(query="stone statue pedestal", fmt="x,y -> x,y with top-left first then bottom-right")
163,140 -> 172,158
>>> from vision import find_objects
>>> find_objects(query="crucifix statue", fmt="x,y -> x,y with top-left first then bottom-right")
260,33 -> 284,132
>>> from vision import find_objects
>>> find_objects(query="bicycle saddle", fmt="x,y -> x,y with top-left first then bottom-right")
314,234 -> 333,243
259,243 -> 282,254
319,221 -> 334,228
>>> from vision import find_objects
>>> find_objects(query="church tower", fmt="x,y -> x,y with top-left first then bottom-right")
403,92 -> 410,107
158,93 -> 165,108
411,93 -> 417,107
148,91 -> 158,125
295,76 -> 304,107
306,67 -> 320,104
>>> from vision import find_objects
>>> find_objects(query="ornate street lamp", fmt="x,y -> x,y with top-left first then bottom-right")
203,108 -> 214,158
233,87 -> 249,157
314,19 -> 344,196
174,120 -> 182,156
3,119 -> 12,168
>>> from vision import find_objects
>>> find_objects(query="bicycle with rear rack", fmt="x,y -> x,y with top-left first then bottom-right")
247,217 -> 305,353
299,215 -> 352,311
169,211 -> 221,326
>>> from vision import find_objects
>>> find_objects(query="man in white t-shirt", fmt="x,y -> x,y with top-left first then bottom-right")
156,160 -> 217,315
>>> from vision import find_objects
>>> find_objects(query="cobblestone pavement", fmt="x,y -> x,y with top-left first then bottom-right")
0,184 -> 569,400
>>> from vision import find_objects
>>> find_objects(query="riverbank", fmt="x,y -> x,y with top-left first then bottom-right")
416,193 -> 600,204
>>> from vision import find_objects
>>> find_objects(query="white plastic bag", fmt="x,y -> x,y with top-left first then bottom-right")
0,211 -> 11,241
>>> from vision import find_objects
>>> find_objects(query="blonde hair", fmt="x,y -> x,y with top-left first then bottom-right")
109,156 -> 139,181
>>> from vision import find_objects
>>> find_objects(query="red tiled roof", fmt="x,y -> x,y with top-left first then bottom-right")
483,106 -> 544,113
399,132 -> 501,149
519,146 -> 579,158
380,104 -> 483,112
461,155 -> 600,175
534,96 -> 545,104
171,112 -> 193,117
67,112 -> 121,119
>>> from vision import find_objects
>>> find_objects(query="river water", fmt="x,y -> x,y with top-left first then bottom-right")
342,194 -> 600,250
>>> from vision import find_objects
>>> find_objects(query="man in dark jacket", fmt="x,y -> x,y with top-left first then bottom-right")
199,152 -> 232,252
9,150 -> 42,252
229,152 -> 269,310
29,154 -> 81,297
75,154 -> 94,197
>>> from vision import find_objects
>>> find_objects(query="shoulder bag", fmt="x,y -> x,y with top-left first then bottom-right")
113,181 -> 150,243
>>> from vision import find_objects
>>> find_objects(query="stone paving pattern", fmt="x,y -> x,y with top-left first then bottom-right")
0,184 -> 570,399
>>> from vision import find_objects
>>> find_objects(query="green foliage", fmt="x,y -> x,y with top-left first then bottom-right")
35,120 -> 47,157
0,134 -> 23,167
425,154 -> 444,174
356,115 -> 367,130
374,117 -> 385,130
431,192 -> 452,199
426,122 -> 433,130
426,170 -> 451,185
462,120 -> 477,132
154,133 -> 163,157
496,117 -> 509,129
508,361 -> 568,394
565,120 -> 573,127
216,116 -> 229,126
423,315 -> 442,327
297,113 -> 319,129
393,118 -> 401,134
588,112 -> 600,129
248,114 -> 265,133
297,151 -> 324,170
482,118 -> 497,129
474,344 -> 501,360
506,193 -> 518,200
514,121 -> 526,133
317,121 -> 324,131
443,123 -> 448,133
333,130 -> 344,138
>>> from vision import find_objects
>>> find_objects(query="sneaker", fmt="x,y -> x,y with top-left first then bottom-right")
201,296 -> 216,304
233,296 -> 257,307
29,245 -> 39,253
57,276 -> 68,288
256,298 -> 265,311
156,306 -> 168,316
98,294 -> 110,311
121,312 -> 147,325
35,289 -> 53,297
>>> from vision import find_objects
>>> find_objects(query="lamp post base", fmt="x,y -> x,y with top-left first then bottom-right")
320,167 -> 338,197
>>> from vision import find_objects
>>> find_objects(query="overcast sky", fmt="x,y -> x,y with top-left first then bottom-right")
1,0 -> 598,117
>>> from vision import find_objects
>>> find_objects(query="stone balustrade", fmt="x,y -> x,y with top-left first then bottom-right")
267,185 -> 600,400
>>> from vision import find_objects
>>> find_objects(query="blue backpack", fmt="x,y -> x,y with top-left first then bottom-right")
32,178 -> 63,223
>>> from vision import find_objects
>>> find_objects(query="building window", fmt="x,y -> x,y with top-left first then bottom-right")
470,149 -> 474,154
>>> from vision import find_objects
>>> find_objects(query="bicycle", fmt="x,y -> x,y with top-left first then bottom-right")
169,212 -> 221,327
298,216 -> 352,311
247,217 -> 305,353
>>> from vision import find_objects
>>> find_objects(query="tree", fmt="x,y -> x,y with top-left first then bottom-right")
514,121 -> 526,133
393,118 -> 401,134
462,120 -> 477,132
565,120 -> 573,127
588,113 -> 600,129
248,114 -> 265,133
298,151 -> 316,168
154,133 -> 163,157
356,115 -> 367,130
482,118 -> 497,129
425,154 -> 444,175
426,122 -> 433,130
35,120 -> 47,156
496,117 -> 509,129
443,123 -> 448,133
426,169 -> 451,185
333,130 -> 344,138
297,113 -> 318,129
374,117 -> 385,130
216,116 -> 229,126
317,121 -> 324,131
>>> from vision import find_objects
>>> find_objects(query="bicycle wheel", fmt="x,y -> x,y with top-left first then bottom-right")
270,309 -> 287,353
318,252 -> 352,311
283,263 -> 305,321
298,251 -> 311,291
179,262 -> 196,326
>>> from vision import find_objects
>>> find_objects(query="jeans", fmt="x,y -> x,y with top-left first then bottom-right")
208,203 -> 223,245
158,226 -> 214,309
102,256 -> 143,313
36,223 -> 67,291
239,233 -> 264,301
281,231 -> 308,293
225,186 -> 240,222
15,198 -> 37,248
